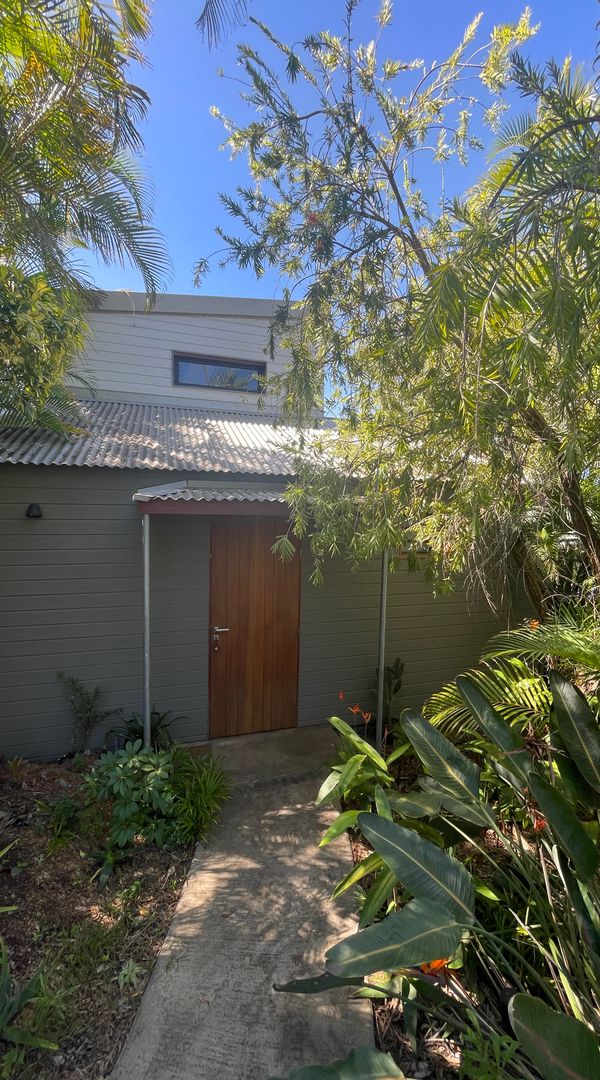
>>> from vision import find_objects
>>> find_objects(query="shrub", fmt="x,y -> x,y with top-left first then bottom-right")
58,672 -> 120,754
171,749 -> 231,845
107,708 -> 182,751
84,741 -> 230,853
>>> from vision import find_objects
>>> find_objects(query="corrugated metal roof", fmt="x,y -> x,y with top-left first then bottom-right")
0,399 -> 306,475
133,483 -> 286,504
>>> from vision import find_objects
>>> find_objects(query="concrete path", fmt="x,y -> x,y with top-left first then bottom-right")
110,726 -> 373,1080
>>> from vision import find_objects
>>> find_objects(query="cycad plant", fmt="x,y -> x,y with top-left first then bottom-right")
276,673 -> 600,1080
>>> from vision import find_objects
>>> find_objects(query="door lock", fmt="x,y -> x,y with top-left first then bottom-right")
212,626 -> 230,651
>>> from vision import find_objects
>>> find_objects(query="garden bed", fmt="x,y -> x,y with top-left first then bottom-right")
0,758 -> 193,1079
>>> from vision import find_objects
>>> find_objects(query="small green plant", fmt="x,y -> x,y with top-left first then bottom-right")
108,708 -> 182,751
0,939 -> 57,1056
171,750 -> 231,845
5,758 -> 27,785
459,1009 -> 520,1079
373,657 -> 404,724
58,672 -> 120,754
316,715 -> 407,814
116,958 -> 144,991
84,741 -> 176,849
37,795 -> 81,850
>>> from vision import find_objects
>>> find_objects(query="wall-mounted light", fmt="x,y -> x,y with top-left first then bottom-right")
25,503 -> 42,519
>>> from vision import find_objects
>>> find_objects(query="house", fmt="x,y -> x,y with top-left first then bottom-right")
0,292 -> 510,760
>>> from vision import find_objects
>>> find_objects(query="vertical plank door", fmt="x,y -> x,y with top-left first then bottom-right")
209,516 -> 300,737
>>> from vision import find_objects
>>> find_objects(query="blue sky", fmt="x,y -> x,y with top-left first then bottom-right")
90,0 -> 599,298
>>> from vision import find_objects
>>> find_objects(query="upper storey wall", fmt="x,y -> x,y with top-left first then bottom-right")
72,292 -> 300,416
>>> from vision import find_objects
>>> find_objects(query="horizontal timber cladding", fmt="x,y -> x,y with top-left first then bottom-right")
0,465 -> 215,759
297,553 -> 510,729
0,463 -> 521,759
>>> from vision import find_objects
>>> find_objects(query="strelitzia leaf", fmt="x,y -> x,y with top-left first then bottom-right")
332,851 -> 384,899
326,898 -> 463,978
269,1046 -> 404,1079
320,810 -> 360,846
551,672 -> 600,794
359,868 -> 397,929
529,775 -> 599,883
329,716 -> 389,772
359,813 -> 475,922
401,710 -> 480,802
509,994 -> 600,1080
456,674 -> 533,780
386,791 -> 443,818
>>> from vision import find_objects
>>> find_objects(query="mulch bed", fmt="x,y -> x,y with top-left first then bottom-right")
0,758 -> 192,1079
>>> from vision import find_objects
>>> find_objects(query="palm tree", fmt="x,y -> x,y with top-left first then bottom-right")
0,1 -> 170,301
197,0 -> 249,48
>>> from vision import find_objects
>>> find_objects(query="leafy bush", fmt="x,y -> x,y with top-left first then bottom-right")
84,741 -> 230,854
280,671 -> 600,1079
106,708 -> 182,751
170,748 -> 231,845
316,715 -> 408,816
58,672 -> 120,754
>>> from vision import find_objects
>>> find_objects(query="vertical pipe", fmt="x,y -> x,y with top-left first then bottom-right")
142,512 -> 151,749
375,548 -> 389,754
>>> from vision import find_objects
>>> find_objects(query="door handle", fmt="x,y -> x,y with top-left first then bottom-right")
213,626 -> 230,633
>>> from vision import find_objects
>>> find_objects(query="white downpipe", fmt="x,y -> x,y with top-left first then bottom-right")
142,512 -> 151,749
375,548 -> 389,754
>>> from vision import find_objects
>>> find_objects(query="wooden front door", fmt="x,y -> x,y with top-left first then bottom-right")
209,516 -> 300,737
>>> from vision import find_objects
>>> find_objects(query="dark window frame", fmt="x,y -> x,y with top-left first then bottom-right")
172,352 -> 266,393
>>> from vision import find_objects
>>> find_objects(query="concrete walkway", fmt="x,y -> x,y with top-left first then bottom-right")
110,726 -> 373,1080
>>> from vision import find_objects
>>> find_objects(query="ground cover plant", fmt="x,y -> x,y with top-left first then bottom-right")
0,745 -> 229,1078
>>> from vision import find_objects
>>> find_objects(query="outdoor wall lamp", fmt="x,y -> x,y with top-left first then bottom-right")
25,503 -> 43,519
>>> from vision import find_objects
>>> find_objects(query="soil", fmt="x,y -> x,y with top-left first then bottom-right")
0,758 -> 192,1079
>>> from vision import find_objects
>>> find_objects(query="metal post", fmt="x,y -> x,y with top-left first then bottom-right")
142,512 -> 151,749
375,548 -> 389,754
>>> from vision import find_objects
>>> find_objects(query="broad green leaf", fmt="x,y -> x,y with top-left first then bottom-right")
359,813 -> 475,922
359,868 -> 397,929
386,790 -> 443,818
385,742 -> 410,765
269,1046 -> 404,1079
337,754 -> 367,795
529,775 -> 599,883
400,710 -> 480,802
456,674 -> 533,780
329,715 -> 388,772
375,785 -> 393,820
551,672 -> 600,794
274,972 -> 364,994
439,795 -> 491,828
332,851 -> 384,899
551,732 -> 600,808
326,898 -> 463,977
509,994 -> 600,1080
320,810 -> 360,846
315,771 -> 341,807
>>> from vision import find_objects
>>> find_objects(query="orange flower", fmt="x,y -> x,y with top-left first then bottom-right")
529,619 -> 540,630
348,704 -> 361,715
420,958 -> 449,974
533,812 -> 547,833
361,711 -> 372,724
338,690 -> 345,701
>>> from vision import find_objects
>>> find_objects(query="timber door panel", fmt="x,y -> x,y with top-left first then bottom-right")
209,516 -> 300,737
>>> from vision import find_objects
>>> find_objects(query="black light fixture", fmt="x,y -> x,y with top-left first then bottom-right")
25,503 -> 42,519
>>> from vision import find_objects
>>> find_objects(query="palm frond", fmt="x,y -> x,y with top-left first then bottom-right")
197,0 -> 249,48
424,657 -> 551,744
484,618 -> 600,676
